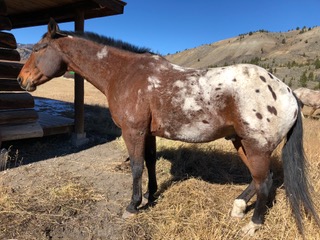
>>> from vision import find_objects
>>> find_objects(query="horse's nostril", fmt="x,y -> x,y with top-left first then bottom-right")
17,76 -> 21,84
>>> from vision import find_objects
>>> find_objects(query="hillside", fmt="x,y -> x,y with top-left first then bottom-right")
166,27 -> 320,89
17,43 -> 33,62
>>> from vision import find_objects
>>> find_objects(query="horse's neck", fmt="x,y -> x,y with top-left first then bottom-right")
61,39 -> 133,95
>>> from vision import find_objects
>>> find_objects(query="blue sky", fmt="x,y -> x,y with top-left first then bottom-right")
11,0 -> 320,55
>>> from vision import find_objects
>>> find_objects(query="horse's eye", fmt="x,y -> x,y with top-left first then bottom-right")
33,46 -> 40,52
33,43 -> 48,52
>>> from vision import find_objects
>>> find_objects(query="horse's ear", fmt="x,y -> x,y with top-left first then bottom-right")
48,18 -> 59,38
48,18 -> 67,38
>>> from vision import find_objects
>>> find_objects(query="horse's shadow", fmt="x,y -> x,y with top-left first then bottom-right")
152,145 -> 284,211
159,146 -> 251,184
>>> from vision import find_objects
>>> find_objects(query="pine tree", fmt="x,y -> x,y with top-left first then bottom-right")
300,71 -> 308,87
315,59 -> 320,69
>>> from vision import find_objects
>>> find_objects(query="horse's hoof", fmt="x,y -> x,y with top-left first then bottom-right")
231,199 -> 246,218
122,210 -> 136,219
241,221 -> 261,236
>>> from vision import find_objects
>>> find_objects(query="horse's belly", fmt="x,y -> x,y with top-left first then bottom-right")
157,121 -> 235,143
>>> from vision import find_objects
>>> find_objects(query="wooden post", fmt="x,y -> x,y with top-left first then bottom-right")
72,10 -> 88,146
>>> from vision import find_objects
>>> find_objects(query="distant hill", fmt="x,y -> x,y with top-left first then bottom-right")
17,43 -> 33,62
166,27 -> 320,89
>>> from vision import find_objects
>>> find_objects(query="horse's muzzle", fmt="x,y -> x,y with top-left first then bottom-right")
17,77 -> 35,92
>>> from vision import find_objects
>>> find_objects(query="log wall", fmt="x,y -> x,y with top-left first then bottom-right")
0,2 -> 43,146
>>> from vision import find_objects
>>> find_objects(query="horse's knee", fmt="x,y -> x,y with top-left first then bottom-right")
130,159 -> 144,178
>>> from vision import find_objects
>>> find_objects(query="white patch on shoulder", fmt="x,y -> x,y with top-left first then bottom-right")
147,76 -> 161,91
97,46 -> 108,59
68,35 -> 74,39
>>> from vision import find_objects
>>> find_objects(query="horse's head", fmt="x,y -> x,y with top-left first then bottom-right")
17,19 -> 68,91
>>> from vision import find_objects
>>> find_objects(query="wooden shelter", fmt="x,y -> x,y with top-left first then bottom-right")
0,0 -> 126,147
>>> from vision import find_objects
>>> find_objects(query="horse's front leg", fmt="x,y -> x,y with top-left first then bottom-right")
122,128 -> 146,217
144,135 -> 157,204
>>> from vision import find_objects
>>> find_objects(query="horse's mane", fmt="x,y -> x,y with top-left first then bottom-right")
47,31 -> 152,54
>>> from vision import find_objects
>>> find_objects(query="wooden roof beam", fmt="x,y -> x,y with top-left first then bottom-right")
92,0 -> 126,13
9,1 -> 124,29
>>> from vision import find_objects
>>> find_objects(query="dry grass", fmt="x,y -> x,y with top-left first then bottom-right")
0,179 -> 104,239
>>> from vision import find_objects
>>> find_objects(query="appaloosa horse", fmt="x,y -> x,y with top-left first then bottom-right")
294,87 -> 320,116
17,19 -> 320,236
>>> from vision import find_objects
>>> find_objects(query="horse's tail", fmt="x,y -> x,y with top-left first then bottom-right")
281,98 -> 320,234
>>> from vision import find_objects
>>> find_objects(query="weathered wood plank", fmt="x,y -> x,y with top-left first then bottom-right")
38,113 -> 74,136
0,122 -> 43,141
0,16 -> 12,30
0,60 -> 23,78
0,32 -> 16,49
0,78 -> 24,91
0,48 -> 20,61
0,109 -> 38,125
0,92 -> 34,110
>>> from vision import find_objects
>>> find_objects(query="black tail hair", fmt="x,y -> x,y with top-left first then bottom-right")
281,98 -> 320,234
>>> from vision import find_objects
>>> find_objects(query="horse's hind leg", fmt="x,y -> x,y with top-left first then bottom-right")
232,137 -> 273,235
143,135 -> 158,204
231,137 -> 256,218
242,166 -> 273,236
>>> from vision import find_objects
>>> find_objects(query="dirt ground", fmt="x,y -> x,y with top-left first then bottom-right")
1,140 -> 133,239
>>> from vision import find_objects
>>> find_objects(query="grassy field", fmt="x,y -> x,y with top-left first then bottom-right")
0,77 -> 319,239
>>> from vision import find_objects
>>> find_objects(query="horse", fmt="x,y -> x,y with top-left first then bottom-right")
17,19 -> 320,236
294,87 -> 320,117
